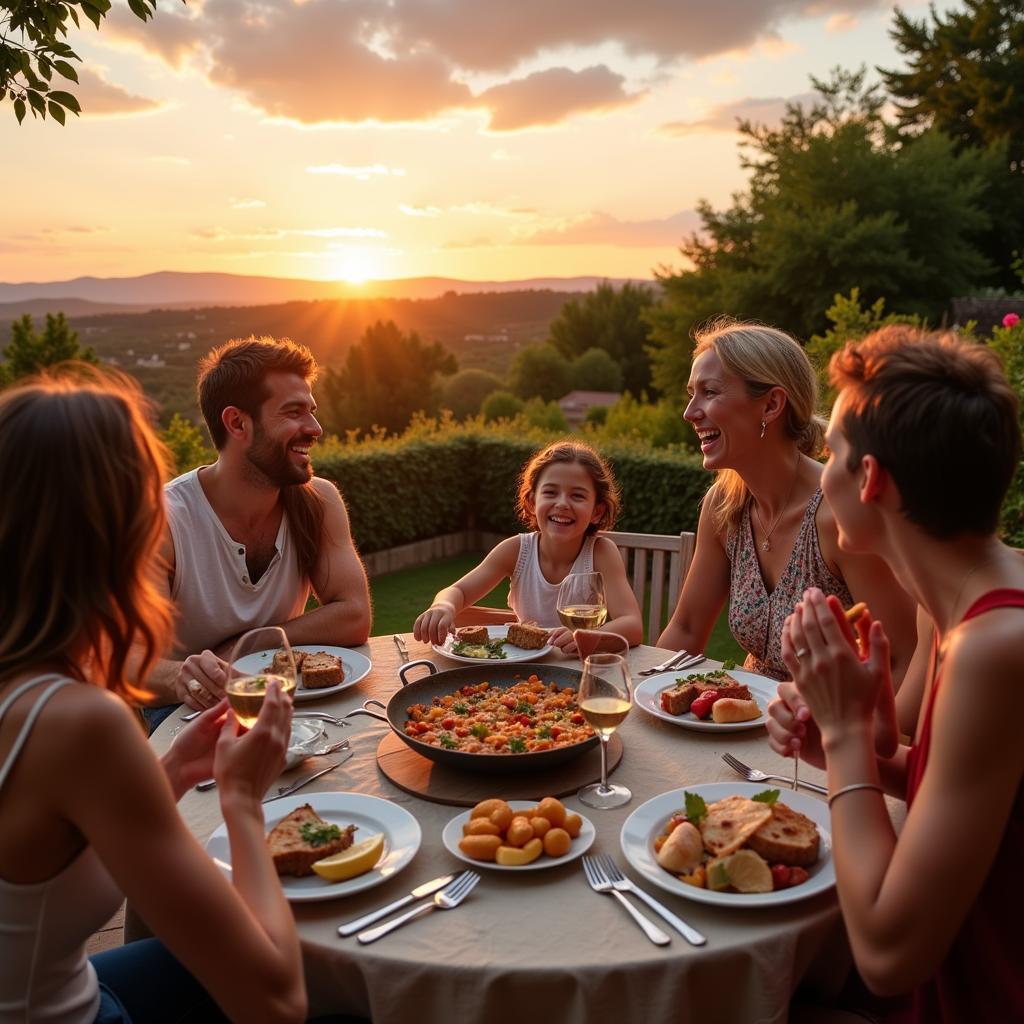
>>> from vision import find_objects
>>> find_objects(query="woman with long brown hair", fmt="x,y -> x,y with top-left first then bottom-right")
658,319 -> 918,731
0,367 -> 306,1023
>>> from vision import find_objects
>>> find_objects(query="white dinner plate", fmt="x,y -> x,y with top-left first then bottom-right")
433,625 -> 554,665
232,645 -> 372,702
633,667 -> 776,732
206,792 -> 421,903
441,801 -> 595,872
620,782 -> 834,908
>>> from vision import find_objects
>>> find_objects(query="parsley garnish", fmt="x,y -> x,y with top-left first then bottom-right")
683,791 -> 707,825
537,726 -> 552,739
439,734 -> 457,749
470,723 -> 490,739
752,789 -> 780,805
453,703 -> 469,715
299,822 -> 343,847
508,737 -> 527,753
514,701 -> 534,716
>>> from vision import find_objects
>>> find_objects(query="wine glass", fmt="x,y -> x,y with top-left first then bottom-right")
227,626 -> 297,729
576,652 -> 632,809
556,571 -> 608,630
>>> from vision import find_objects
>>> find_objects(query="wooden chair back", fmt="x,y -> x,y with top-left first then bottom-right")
602,530 -> 696,644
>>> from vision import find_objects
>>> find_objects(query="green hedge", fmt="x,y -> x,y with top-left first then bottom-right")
313,424 -> 709,554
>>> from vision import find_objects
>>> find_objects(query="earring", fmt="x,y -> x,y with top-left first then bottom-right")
760,419 -> 767,440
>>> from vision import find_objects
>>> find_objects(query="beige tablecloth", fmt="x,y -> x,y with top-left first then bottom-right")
152,637 -> 854,1024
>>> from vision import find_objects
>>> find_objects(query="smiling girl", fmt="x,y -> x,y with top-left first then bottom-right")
658,319 -> 917,726
414,440 -> 642,655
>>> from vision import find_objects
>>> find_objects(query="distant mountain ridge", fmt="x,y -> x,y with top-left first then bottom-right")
0,271 -> 651,312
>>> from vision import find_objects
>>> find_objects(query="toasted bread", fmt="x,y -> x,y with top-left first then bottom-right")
661,682 -> 700,715
300,651 -> 344,690
454,625 -> 490,645
272,648 -> 304,674
746,801 -> 820,867
699,796 -> 773,857
267,804 -> 356,876
506,622 -> 549,649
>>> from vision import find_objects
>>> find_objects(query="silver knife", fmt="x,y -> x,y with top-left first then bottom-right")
393,634 -> 410,664
262,751 -> 352,803
337,873 -> 456,937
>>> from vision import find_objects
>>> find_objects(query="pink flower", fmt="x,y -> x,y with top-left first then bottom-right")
1003,313 -> 1021,328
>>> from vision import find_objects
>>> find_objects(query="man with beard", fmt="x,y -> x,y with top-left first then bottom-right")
141,336 -> 372,729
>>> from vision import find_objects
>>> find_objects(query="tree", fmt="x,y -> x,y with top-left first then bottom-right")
320,320 -> 457,436
570,347 -> 623,392
481,391 -> 524,422
439,368 -> 503,420
648,68 -> 999,398
507,343 -> 571,402
1,311 -> 97,386
880,0 -> 1024,292
548,282 -> 657,395
522,397 -> 567,432
2,0 -> 158,124
161,413 -> 214,475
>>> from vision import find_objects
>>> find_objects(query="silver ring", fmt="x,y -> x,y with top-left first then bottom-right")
187,678 -> 203,694
795,648 -> 809,659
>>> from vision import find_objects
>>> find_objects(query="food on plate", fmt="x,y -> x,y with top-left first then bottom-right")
451,636 -> 508,660
505,622 -> 550,649
311,832 -> 385,882
653,790 -> 820,893
658,663 -> 752,719
454,625 -> 490,645
711,698 -> 761,723
458,796 -> 580,865
300,651 -> 345,689
404,675 -> 594,754
267,804 -> 356,877
272,648 -> 305,674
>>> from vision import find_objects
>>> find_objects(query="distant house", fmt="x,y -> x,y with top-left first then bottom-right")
558,390 -> 621,427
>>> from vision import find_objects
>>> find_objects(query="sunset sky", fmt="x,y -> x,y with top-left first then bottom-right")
2,0 -> 934,286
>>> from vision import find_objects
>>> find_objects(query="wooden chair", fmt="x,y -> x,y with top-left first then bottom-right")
603,530 -> 696,644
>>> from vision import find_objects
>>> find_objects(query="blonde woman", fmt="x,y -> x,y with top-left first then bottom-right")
0,368 -> 306,1023
658,319 -> 917,728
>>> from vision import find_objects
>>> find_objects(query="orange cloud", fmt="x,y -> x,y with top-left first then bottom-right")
76,68 -> 163,117
516,210 -> 701,248
658,91 -> 817,135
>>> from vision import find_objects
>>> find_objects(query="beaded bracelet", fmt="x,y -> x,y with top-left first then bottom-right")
827,782 -> 884,809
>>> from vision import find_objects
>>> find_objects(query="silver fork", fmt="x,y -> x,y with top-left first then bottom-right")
597,855 -> 706,946
639,651 -> 706,676
721,752 -> 827,796
356,871 -> 480,944
582,856 -> 670,946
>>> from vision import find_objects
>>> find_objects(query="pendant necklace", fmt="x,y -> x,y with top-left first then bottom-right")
752,452 -> 801,553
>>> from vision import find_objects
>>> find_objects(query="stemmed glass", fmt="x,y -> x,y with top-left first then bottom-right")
226,626 -> 297,728
576,652 -> 633,809
556,571 -> 608,630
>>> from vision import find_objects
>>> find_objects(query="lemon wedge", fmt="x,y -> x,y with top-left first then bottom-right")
312,833 -> 385,882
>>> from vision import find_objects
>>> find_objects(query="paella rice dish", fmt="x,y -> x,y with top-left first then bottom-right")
404,675 -> 594,754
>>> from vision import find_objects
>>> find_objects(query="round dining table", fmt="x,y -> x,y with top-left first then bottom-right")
151,635 -> 860,1024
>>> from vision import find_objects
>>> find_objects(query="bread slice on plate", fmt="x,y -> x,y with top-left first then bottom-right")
506,622 -> 549,649
699,796 -> 773,857
454,625 -> 490,645
746,801 -> 820,867
272,648 -> 304,674
300,651 -> 344,689
267,804 -> 356,876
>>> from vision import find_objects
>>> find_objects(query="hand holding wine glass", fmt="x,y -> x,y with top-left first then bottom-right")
577,651 -> 632,809
227,626 -> 297,729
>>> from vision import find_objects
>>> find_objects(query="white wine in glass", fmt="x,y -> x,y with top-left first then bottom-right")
227,626 -> 296,728
577,652 -> 632,809
556,572 -> 608,630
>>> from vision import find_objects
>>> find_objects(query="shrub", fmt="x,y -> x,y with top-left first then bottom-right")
440,369 -> 504,419
988,317 -> 1024,546
482,390 -> 525,422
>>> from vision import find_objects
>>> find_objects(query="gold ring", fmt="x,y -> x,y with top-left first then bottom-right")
795,648 -> 809,659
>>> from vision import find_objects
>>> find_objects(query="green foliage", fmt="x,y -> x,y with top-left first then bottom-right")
320,320 -> 457,437
596,393 -> 692,450
1,0 -> 156,123
440,368 -> 503,420
507,342 -> 571,401
987,317 -> 1024,545
0,312 -> 97,385
879,1 -> 1024,294
481,390 -> 525,422
806,289 -> 928,407
584,404 -> 609,427
521,397 -> 567,432
570,347 -> 623,391
312,420 -> 709,554
648,67 -> 999,399
161,413 -> 214,476
548,281 -> 657,395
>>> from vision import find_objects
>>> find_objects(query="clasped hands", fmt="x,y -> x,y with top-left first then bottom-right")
767,588 -> 893,768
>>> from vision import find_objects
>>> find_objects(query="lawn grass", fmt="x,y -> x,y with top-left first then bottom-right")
370,553 -> 745,663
